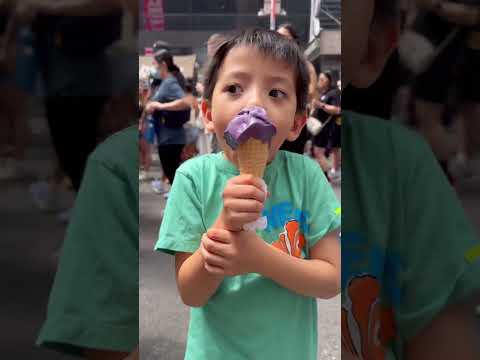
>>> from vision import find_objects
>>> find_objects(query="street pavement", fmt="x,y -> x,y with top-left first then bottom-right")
0,113 -> 77,359
139,152 -> 342,360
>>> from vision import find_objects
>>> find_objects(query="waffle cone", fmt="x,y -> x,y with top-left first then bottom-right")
237,139 -> 269,178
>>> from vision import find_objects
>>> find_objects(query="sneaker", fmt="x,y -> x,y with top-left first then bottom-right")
29,180 -> 61,212
151,179 -> 164,194
139,170 -> 149,181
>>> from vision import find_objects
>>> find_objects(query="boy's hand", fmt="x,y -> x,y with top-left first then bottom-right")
219,174 -> 267,232
200,228 -> 266,276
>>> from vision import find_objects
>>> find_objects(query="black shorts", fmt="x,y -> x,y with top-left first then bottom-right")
414,30 -> 480,103
313,117 -> 341,149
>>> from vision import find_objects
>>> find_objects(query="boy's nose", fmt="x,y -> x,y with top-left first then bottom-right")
245,88 -> 266,110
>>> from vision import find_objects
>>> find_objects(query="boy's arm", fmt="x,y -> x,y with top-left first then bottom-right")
175,251 -> 224,307
257,229 -> 341,299
174,216 -> 228,307
405,292 -> 480,359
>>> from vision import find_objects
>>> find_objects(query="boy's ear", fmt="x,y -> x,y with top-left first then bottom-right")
286,112 -> 308,141
350,19 -> 400,88
201,99 -> 215,133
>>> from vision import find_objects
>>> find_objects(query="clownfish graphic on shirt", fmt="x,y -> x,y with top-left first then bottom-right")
272,220 -> 306,258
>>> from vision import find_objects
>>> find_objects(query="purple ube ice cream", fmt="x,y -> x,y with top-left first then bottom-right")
224,106 -> 277,150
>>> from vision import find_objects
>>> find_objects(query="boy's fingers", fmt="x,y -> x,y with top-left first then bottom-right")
231,174 -> 267,190
206,228 -> 232,243
224,184 -> 266,203
203,236 -> 229,256
229,212 -> 263,226
201,240 -> 225,267
224,198 -> 264,213
204,262 -> 224,275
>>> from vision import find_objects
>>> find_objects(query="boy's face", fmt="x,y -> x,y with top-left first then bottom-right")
203,46 -> 306,165
342,0 -> 399,88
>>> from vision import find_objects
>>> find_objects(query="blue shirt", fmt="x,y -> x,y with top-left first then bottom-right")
151,74 -> 188,145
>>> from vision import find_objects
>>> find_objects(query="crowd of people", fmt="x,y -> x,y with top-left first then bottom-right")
138,23 -> 342,201
1,1 -> 140,359
343,0 -> 480,188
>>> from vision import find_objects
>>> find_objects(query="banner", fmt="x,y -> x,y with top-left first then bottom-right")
144,0 -> 164,31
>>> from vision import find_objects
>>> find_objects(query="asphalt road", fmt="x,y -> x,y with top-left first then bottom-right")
0,115 -> 77,359
139,152 -> 342,360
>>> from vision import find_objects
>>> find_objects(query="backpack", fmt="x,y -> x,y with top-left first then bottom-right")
160,109 -> 191,129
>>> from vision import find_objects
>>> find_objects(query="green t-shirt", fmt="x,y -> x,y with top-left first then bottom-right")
155,150 -> 341,360
37,126 -> 139,355
341,111 -> 480,359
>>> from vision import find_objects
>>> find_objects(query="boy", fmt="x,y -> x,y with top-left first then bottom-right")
342,0 -> 480,359
155,28 -> 341,360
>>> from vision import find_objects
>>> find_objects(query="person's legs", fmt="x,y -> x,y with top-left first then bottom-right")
157,144 -> 184,185
332,148 -> 341,172
8,87 -> 29,162
460,102 -> 480,160
414,99 -> 457,162
45,96 -> 107,191
313,145 -> 330,178
0,85 -> 30,179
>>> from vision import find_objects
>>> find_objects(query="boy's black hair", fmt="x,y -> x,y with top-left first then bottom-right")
277,23 -> 300,46
203,28 -> 309,113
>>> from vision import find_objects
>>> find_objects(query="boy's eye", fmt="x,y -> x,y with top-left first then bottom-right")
269,89 -> 287,98
226,84 -> 242,94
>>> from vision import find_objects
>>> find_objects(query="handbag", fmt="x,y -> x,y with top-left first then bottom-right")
307,115 -> 333,136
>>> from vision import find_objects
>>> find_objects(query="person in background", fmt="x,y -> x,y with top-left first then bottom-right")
0,1 -> 35,180
277,22 -> 317,155
145,49 -> 189,196
312,71 -> 342,182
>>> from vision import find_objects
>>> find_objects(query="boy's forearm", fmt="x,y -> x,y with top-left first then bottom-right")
177,249 -> 224,307
256,240 -> 340,299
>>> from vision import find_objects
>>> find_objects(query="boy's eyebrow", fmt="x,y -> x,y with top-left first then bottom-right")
223,71 -> 294,87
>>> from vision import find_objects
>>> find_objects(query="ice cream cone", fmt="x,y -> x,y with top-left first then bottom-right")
237,138 -> 269,178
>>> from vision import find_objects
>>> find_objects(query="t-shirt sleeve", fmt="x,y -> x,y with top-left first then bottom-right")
153,77 -> 185,103
37,159 -> 138,355
155,170 -> 206,254
304,157 -> 341,248
166,79 -> 185,101
326,91 -> 340,106
398,138 -> 480,339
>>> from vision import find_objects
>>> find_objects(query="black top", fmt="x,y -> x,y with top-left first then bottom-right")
313,88 -> 341,123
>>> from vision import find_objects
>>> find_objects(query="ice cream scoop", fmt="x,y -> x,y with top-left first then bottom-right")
224,106 -> 277,150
